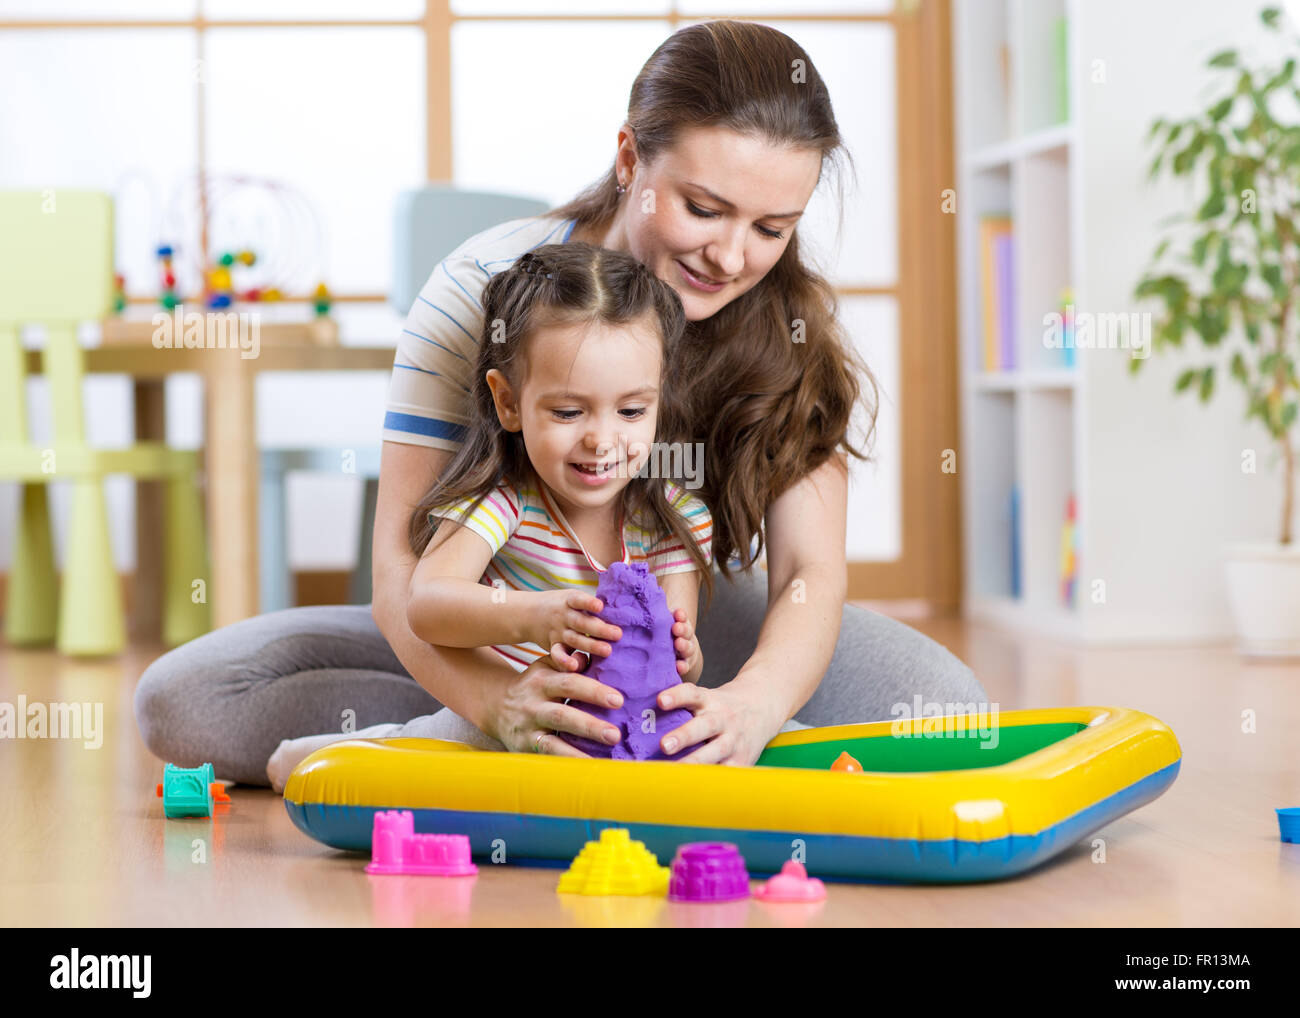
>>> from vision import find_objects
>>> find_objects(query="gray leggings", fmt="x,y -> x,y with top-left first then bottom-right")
133,566 -> 988,785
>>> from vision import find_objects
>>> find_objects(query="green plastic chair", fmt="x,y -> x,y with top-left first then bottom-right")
0,190 -> 211,655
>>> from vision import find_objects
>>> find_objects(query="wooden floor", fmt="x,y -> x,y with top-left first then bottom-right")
2,613 -> 1298,927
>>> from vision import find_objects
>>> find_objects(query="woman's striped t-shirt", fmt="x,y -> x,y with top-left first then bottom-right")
429,477 -> 713,672
384,215 -> 578,451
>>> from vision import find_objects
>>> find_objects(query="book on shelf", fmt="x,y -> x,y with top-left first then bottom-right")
1059,287 -> 1077,369
979,215 -> 1015,372
1060,493 -> 1078,608
999,43 -> 1013,139
994,230 -> 1016,371
1054,16 -> 1069,125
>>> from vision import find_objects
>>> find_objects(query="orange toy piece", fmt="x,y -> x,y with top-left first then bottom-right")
156,782 -> 230,802
831,751 -> 863,773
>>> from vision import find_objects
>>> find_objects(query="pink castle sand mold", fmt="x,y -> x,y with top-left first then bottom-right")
752,860 -> 826,902
559,562 -> 693,761
365,809 -> 478,876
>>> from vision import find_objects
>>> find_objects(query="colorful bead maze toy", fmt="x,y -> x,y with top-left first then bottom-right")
156,245 -> 178,310
148,172 -> 328,309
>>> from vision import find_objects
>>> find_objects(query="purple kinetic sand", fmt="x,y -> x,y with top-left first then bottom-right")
559,562 -> 692,761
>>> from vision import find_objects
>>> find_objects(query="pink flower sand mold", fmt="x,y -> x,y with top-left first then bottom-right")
752,860 -> 826,902
559,561 -> 693,761
668,842 -> 751,902
365,809 -> 478,876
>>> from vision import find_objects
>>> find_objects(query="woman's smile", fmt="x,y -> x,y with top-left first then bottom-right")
675,259 -> 728,292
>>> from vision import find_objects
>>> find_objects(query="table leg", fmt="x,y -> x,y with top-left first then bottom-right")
131,379 -> 166,643
205,356 -> 259,627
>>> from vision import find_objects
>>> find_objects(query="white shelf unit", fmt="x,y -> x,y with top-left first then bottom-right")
955,0 -> 1084,641
954,0 -> 1291,646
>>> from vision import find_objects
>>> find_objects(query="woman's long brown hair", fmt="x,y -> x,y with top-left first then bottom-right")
408,242 -> 715,604
547,19 -> 878,577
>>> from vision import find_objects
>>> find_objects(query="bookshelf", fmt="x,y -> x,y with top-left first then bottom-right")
955,0 -> 1083,641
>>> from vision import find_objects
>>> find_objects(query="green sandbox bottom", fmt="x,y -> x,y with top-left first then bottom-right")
754,721 -> 1087,772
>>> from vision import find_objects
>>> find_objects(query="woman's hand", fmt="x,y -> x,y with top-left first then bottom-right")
530,589 -> 621,672
493,652 -> 625,756
655,679 -> 783,766
670,608 -> 703,683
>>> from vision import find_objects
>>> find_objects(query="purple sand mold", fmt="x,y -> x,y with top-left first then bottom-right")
559,562 -> 693,761
669,842 -> 751,902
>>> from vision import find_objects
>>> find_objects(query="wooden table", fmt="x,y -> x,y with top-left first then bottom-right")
25,336 -> 396,635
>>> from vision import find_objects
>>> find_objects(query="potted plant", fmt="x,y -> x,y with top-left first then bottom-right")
1134,5 -> 1300,656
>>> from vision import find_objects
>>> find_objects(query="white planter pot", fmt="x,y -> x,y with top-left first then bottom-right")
1224,542 -> 1300,658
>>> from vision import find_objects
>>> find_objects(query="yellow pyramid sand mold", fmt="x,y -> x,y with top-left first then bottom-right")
557,828 -> 670,896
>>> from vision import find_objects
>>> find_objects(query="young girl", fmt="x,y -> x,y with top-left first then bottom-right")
265,242 -> 713,790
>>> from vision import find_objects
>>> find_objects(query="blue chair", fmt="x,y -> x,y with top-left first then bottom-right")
257,188 -> 549,611
390,186 -> 550,315
259,446 -> 382,613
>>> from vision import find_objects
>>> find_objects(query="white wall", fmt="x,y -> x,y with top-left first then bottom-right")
1078,0 -> 1295,641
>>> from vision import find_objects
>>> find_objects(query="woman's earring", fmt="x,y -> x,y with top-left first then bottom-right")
616,181 -> 627,195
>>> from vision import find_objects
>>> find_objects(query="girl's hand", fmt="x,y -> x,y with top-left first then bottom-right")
531,589 -> 621,672
655,681 -> 782,766
494,653 -> 625,756
670,608 -> 703,683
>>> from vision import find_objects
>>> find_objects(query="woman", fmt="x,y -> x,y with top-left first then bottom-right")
135,20 -> 987,783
